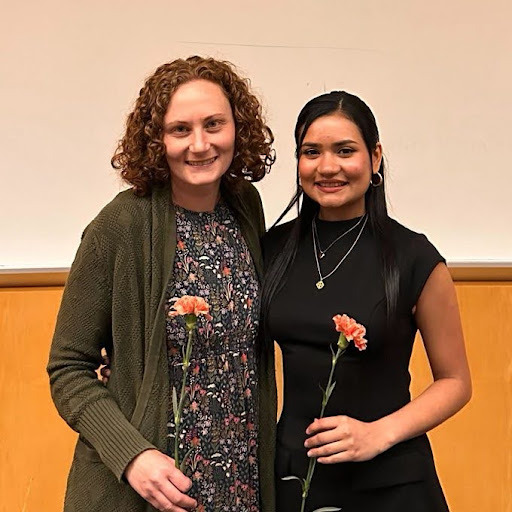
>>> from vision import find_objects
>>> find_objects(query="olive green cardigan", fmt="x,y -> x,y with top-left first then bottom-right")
47,181 -> 277,511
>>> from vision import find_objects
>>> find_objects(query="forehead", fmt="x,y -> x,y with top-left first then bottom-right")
165,79 -> 232,120
303,113 -> 362,142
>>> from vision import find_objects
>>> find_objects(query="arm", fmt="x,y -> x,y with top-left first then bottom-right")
306,263 -> 472,463
47,225 -> 155,478
48,224 -> 196,510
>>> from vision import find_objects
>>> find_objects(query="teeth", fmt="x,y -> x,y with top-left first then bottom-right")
317,182 -> 345,187
187,157 -> 216,167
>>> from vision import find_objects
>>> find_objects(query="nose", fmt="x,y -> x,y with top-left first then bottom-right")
317,152 -> 340,174
189,129 -> 211,153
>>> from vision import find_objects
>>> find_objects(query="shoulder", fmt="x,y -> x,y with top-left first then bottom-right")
237,179 -> 261,200
226,179 -> 266,235
83,187 -> 160,245
236,180 -> 264,214
93,188 -> 152,226
387,218 -> 446,306
387,218 -> 443,259
388,218 -> 427,242
262,219 -> 296,261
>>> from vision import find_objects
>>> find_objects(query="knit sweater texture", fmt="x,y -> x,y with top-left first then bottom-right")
47,181 -> 277,512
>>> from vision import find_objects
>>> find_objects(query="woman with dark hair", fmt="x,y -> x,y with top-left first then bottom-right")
48,56 -> 276,512
262,91 -> 471,511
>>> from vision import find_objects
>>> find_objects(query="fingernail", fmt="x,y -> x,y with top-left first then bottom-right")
307,450 -> 312,457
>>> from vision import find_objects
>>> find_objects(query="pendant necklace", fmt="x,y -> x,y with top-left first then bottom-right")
312,214 -> 366,259
312,214 -> 368,290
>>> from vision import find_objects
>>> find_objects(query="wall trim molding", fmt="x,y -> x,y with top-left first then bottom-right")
1,264 -> 512,288
0,269 -> 69,288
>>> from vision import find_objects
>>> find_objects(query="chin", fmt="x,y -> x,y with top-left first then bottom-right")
188,173 -> 225,188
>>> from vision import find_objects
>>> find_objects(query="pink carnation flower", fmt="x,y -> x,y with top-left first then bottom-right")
169,295 -> 212,320
332,314 -> 368,351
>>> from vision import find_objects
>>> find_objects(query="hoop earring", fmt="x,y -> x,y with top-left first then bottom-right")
370,171 -> 383,187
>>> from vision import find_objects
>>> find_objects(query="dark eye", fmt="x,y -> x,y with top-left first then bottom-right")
169,125 -> 189,135
301,148 -> 319,157
338,147 -> 355,155
206,119 -> 224,130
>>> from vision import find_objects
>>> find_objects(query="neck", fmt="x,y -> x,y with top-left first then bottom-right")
318,206 -> 366,221
171,182 -> 221,212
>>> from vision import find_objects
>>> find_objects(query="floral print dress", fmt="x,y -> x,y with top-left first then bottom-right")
166,202 -> 260,512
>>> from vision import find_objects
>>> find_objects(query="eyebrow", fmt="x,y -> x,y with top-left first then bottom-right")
301,139 -> 358,147
164,113 -> 226,129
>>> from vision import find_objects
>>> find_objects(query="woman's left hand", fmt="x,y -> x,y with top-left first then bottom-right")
304,415 -> 389,464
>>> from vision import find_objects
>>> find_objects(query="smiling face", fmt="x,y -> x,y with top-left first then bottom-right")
298,113 -> 382,220
163,79 -> 236,207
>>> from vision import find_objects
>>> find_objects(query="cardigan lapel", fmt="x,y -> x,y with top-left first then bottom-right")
223,184 -> 264,283
131,183 -> 176,429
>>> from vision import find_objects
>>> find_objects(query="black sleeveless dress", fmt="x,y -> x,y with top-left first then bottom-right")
264,216 -> 449,512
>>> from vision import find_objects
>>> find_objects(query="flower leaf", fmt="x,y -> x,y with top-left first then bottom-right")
180,446 -> 195,472
281,475 -> 302,481
172,387 -> 178,415
312,507 -> 342,512
281,475 -> 304,489
326,381 -> 337,399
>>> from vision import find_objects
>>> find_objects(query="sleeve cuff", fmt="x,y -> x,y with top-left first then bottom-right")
77,398 -> 156,481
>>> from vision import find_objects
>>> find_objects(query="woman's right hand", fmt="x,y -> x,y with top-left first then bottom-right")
100,353 -> 111,385
125,449 -> 197,511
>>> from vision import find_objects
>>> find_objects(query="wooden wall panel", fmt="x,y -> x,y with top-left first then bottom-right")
1,282 -> 511,511
410,283 -> 512,512
0,287 -> 75,512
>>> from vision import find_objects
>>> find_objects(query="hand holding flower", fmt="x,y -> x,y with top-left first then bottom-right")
284,314 -> 368,512
125,449 -> 196,511
305,415 -> 390,464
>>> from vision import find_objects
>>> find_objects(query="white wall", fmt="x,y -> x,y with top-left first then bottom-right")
1,0 -> 511,269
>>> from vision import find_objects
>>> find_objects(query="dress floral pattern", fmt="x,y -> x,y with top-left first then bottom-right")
166,202 -> 260,512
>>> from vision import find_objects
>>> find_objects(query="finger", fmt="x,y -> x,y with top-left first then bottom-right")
168,467 -> 193,493
305,428 -> 345,449
307,441 -> 347,459
317,451 -> 356,464
159,481 -> 196,509
151,490 -> 190,512
306,416 -> 345,435
101,368 -> 111,378
102,354 -> 111,365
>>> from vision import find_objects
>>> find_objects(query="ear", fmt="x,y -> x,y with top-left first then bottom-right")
371,142 -> 383,174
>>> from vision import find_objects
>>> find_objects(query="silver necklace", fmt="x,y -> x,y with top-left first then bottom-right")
312,214 -> 366,259
312,214 -> 368,290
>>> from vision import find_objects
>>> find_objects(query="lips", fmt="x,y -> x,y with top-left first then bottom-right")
186,156 -> 217,167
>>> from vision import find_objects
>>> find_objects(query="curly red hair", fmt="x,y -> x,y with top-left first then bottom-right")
111,56 -> 275,196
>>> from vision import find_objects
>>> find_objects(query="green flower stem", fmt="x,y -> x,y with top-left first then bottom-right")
174,325 -> 195,469
300,346 -> 344,512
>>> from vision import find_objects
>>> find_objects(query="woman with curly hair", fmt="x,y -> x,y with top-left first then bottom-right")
48,56 -> 276,512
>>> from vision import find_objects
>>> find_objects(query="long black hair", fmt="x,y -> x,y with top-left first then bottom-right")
261,91 -> 399,339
